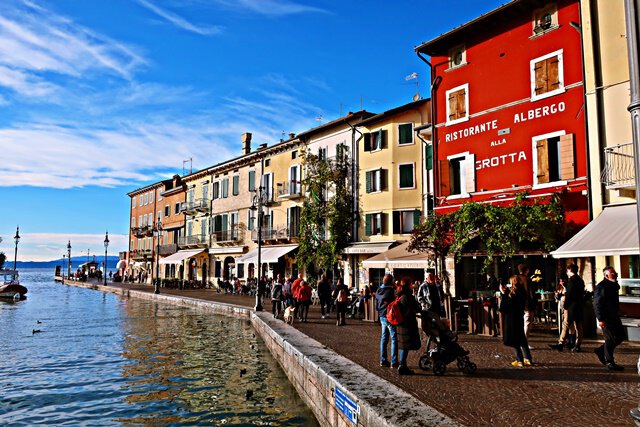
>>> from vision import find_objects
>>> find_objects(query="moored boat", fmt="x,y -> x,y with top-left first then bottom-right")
0,269 -> 27,300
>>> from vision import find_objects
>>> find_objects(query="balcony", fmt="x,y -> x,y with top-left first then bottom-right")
177,234 -> 208,248
180,198 -> 211,216
158,243 -> 178,256
251,224 -> 299,242
130,248 -> 153,260
601,143 -> 635,189
132,225 -> 153,238
277,180 -> 304,199
211,227 -> 244,243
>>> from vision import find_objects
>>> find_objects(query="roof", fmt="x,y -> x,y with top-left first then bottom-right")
415,0 -> 549,55
127,179 -> 171,197
296,110 -> 376,140
357,99 -> 429,128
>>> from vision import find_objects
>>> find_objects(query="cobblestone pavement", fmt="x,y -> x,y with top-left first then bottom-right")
98,283 -> 640,426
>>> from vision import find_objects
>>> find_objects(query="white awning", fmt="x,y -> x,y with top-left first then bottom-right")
209,246 -> 245,255
236,245 -> 298,264
159,249 -> 205,265
551,204 -> 639,258
343,241 -> 395,254
362,242 -> 434,269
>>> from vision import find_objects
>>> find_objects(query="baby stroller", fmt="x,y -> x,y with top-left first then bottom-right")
418,310 -> 477,376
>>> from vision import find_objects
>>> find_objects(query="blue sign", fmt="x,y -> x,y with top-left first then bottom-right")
335,386 -> 360,425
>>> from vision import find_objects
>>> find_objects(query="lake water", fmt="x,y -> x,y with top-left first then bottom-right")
0,269 -> 318,426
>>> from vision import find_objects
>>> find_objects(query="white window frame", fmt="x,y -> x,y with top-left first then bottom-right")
531,130 -> 568,189
262,172 -> 273,200
157,189 -> 162,201
138,215 -> 142,227
131,217 -> 136,228
144,193 -> 148,205
132,197 -> 136,208
139,195 -> 143,206
445,83 -> 469,126
150,191 -> 154,204
530,49 -> 565,102
397,122 -> 415,146
398,162 -> 416,190
448,44 -> 467,70
165,205 -> 170,218
446,151 -> 473,199
288,164 -> 301,195
399,209 -> 417,234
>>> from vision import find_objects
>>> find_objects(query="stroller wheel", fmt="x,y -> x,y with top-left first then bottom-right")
456,359 -> 466,371
419,355 -> 433,371
464,362 -> 477,374
433,361 -> 447,376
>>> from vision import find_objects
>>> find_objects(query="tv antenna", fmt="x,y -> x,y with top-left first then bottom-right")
405,72 -> 420,100
183,158 -> 192,176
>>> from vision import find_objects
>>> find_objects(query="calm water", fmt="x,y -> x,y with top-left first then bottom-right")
0,269 -> 318,426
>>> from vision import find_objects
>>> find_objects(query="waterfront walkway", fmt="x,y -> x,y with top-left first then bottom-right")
72,281 -> 639,426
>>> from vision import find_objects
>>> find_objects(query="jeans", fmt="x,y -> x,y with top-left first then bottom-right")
399,349 -> 409,367
319,296 -> 330,316
379,316 -> 398,365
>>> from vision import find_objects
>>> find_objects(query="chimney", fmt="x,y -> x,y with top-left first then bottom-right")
258,143 -> 267,150
242,132 -> 252,155
288,132 -> 295,140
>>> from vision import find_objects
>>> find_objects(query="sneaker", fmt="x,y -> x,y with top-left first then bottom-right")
380,361 -> 390,367
523,359 -> 533,366
398,366 -> 415,375
594,347 -> 606,365
606,362 -> 624,371
511,360 -> 524,368
528,345 -> 535,350
391,362 -> 400,369
548,343 -> 564,352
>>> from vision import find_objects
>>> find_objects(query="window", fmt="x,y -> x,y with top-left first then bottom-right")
398,163 -> 415,189
232,175 -> 240,196
531,50 -> 564,101
393,210 -> 421,234
364,130 -> 386,152
288,206 -> 301,238
289,165 -> 300,195
248,170 -> 256,192
533,132 -> 574,186
174,203 -> 180,214
157,190 -> 162,201
336,143 -> 347,160
532,4 -> 558,35
187,220 -> 193,237
187,188 -> 194,205
440,152 -> 475,197
446,84 -> 468,125
132,197 -> 136,208
144,193 -> 148,205
213,181 -> 220,199
292,150 -> 298,159
365,169 -> 386,193
139,195 -> 143,206
318,147 -> 328,161
262,173 -> 273,200
150,191 -> 154,204
247,210 -> 255,230
131,217 -> 136,228
398,123 -> 414,145
425,143 -> 433,171
202,182 -> 209,201
365,213 -> 385,236
138,215 -> 142,227
448,44 -> 466,69
164,205 -> 170,217
200,217 -> 207,237
265,159 -> 271,167
222,177 -> 229,198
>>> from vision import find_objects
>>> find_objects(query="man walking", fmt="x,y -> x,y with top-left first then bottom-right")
375,273 -> 398,368
317,274 -> 331,319
549,264 -> 585,352
594,266 -> 626,371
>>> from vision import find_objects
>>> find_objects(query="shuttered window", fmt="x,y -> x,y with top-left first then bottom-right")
213,181 -> 220,199
222,178 -> 229,198
365,213 -> 385,236
232,175 -> 240,196
531,50 -> 564,100
363,130 -> 387,152
425,144 -> 433,170
248,170 -> 255,192
365,169 -> 386,193
535,133 -> 575,185
441,153 -> 475,196
392,210 -> 421,234
446,84 -> 468,124
399,163 -> 415,189
398,123 -> 413,145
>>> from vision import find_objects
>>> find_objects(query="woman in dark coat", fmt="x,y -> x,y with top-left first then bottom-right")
396,278 -> 421,375
500,275 -> 533,367
332,278 -> 349,326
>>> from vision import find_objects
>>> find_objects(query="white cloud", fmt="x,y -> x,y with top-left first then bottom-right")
210,0 -> 328,16
0,232 -> 129,262
136,0 -> 224,36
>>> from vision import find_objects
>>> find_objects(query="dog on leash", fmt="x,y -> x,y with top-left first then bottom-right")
283,306 -> 296,325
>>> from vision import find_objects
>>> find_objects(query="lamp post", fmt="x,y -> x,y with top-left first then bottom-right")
250,185 -> 270,311
67,241 -> 72,278
154,221 -> 162,294
61,254 -> 65,280
13,226 -> 20,272
104,231 -> 109,286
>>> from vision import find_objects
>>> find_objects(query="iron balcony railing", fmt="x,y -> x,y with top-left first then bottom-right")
277,180 -> 303,198
211,227 -> 244,242
601,143 -> 635,189
177,234 -> 208,247
250,224 -> 299,241
132,225 -> 153,237
180,198 -> 211,215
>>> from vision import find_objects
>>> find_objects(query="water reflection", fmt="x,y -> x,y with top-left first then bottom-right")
0,270 -> 317,426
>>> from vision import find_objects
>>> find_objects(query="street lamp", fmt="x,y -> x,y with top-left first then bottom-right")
13,226 -> 20,272
154,221 -> 162,294
250,185 -> 270,311
61,254 -> 65,280
104,231 -> 109,286
67,241 -> 72,278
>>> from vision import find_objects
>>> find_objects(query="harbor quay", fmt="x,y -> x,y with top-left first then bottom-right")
61,278 -> 639,427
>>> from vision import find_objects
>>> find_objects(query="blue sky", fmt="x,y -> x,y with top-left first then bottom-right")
0,0 -> 506,261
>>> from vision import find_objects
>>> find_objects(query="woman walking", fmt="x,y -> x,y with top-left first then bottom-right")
271,277 -> 284,318
396,278 -> 421,375
297,280 -> 313,322
500,275 -> 533,367
332,278 -> 349,326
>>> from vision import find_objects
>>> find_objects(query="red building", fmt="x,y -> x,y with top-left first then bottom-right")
415,0 -> 588,293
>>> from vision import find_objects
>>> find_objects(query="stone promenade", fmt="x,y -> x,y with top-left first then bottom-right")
80,281 -> 639,426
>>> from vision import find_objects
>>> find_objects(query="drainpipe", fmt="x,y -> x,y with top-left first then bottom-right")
624,0 -> 640,252
346,121 -> 364,288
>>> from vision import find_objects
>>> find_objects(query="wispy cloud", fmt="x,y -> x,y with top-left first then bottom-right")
210,0 -> 328,16
136,0 -> 224,36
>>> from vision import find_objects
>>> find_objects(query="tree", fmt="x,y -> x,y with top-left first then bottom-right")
297,146 -> 354,281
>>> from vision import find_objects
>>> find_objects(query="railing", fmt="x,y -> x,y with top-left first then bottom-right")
180,198 -> 211,215
158,243 -> 178,256
277,180 -> 303,198
211,227 -> 244,242
132,225 -> 153,237
251,224 -> 299,241
177,234 -> 208,247
601,143 -> 635,189
131,249 -> 153,259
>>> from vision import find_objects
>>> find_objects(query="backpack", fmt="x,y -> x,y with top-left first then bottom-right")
336,289 -> 348,303
386,298 -> 404,326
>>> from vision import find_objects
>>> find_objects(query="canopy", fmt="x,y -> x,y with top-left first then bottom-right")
209,246 -> 245,255
159,249 -> 205,265
343,241 -> 395,254
551,204 -> 639,258
362,242 -> 433,269
116,259 -> 127,269
236,245 -> 298,264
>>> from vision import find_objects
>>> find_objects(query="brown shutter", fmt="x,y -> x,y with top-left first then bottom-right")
448,92 -> 458,121
547,56 -> 560,92
534,60 -> 547,95
559,134 -> 575,180
439,159 -> 450,196
465,154 -> 476,193
457,88 -> 466,118
536,139 -> 550,184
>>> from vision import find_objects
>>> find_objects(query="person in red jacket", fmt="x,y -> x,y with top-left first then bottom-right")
297,280 -> 313,322
291,273 -> 303,319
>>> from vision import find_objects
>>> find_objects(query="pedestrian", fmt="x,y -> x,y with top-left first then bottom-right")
417,272 -> 447,341
108,271 -> 113,281
297,280 -> 312,322
594,266 -> 626,371
283,277 -> 293,307
332,278 -> 349,326
317,274 -> 332,319
396,277 -> 421,375
549,264 -> 584,352
271,276 -> 284,319
518,263 -> 537,349
376,273 -> 398,368
500,275 -> 533,367
291,273 -> 303,318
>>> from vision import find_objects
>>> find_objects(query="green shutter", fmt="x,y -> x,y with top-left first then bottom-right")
233,175 -> 239,195
413,210 -> 421,228
426,144 -> 433,170
222,214 -> 228,232
400,164 -> 414,188
392,211 -> 400,234
399,123 -> 412,144
380,169 -> 387,191
365,214 -> 372,236
365,171 -> 371,193
248,170 -> 255,191
364,133 -> 371,152
380,130 -> 387,149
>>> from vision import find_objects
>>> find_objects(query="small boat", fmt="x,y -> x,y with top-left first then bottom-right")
0,269 -> 27,300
